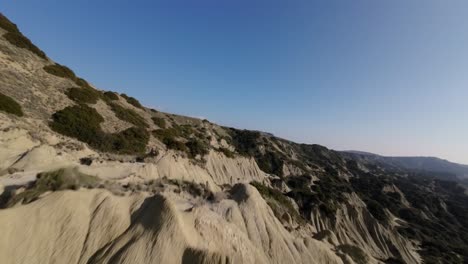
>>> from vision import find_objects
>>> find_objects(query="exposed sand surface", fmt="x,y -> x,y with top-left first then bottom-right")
0,186 -> 344,264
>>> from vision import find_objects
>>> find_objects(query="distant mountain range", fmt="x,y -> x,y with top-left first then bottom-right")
342,150 -> 468,180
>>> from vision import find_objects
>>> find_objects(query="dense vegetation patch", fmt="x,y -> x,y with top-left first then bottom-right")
43,64 -> 76,80
229,129 -> 261,156
337,244 -> 369,264
49,104 -> 149,154
66,87 -> 101,104
0,168 -> 100,207
1,14 -> 46,58
251,181 -> 303,223
256,150 -> 284,176
0,92 -> 23,116
50,104 -> 104,143
109,127 -> 150,154
295,143 -> 346,170
227,129 -> 373,219
228,128 -> 285,176
216,147 -> 235,158
75,77 -> 91,88
164,137 -> 189,152
4,32 -> 46,59
365,199 -> 388,222
121,93 -> 143,109
109,103 -> 148,128
43,64 -> 94,90
287,171 -> 351,218
152,117 -> 166,128
152,127 -> 209,159
103,91 -> 119,101
185,139 -> 209,158
152,127 -> 187,151
350,173 -> 401,224
152,127 -> 180,142
228,127 -> 349,179
174,124 -> 194,138
0,14 -> 20,33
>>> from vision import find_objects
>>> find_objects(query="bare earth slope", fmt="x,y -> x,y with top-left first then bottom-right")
0,186 -> 343,264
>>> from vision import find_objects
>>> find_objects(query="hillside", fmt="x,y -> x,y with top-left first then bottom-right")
0,13 -> 467,264
343,151 -> 468,180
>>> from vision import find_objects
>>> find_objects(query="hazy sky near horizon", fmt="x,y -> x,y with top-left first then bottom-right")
3,1 -> 468,163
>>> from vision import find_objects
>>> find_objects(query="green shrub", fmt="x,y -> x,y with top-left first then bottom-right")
43,64 -> 76,80
49,104 -> 104,144
1,14 -> 46,59
75,77 -> 93,89
66,87 -> 101,104
319,202 -> 338,216
152,127 -> 209,158
4,32 -> 46,59
173,124 -> 194,138
109,127 -> 150,154
163,137 -> 188,152
366,199 -> 388,223
3,168 -> 100,206
153,128 -> 188,152
43,64 -> 94,89
121,93 -> 143,109
103,91 -> 119,101
250,181 -> 302,223
109,103 -> 148,128
167,179 -> 213,200
0,92 -> 23,116
285,173 -> 350,220
152,117 -> 166,128
49,104 -> 149,154
217,147 -> 235,158
251,181 -> 279,199
152,128 -> 181,141
256,150 -> 284,176
185,139 -> 209,158
337,244 -> 368,264
227,128 -> 286,176
36,168 -> 99,190
229,129 -> 261,156
0,14 -> 20,33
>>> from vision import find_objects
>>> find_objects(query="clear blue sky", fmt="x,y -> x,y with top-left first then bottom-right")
3,1 -> 468,163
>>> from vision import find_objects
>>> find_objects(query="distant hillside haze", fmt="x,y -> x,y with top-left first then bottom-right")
343,151 -> 468,179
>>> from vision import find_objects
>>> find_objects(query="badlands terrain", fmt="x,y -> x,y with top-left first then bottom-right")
0,14 -> 467,264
